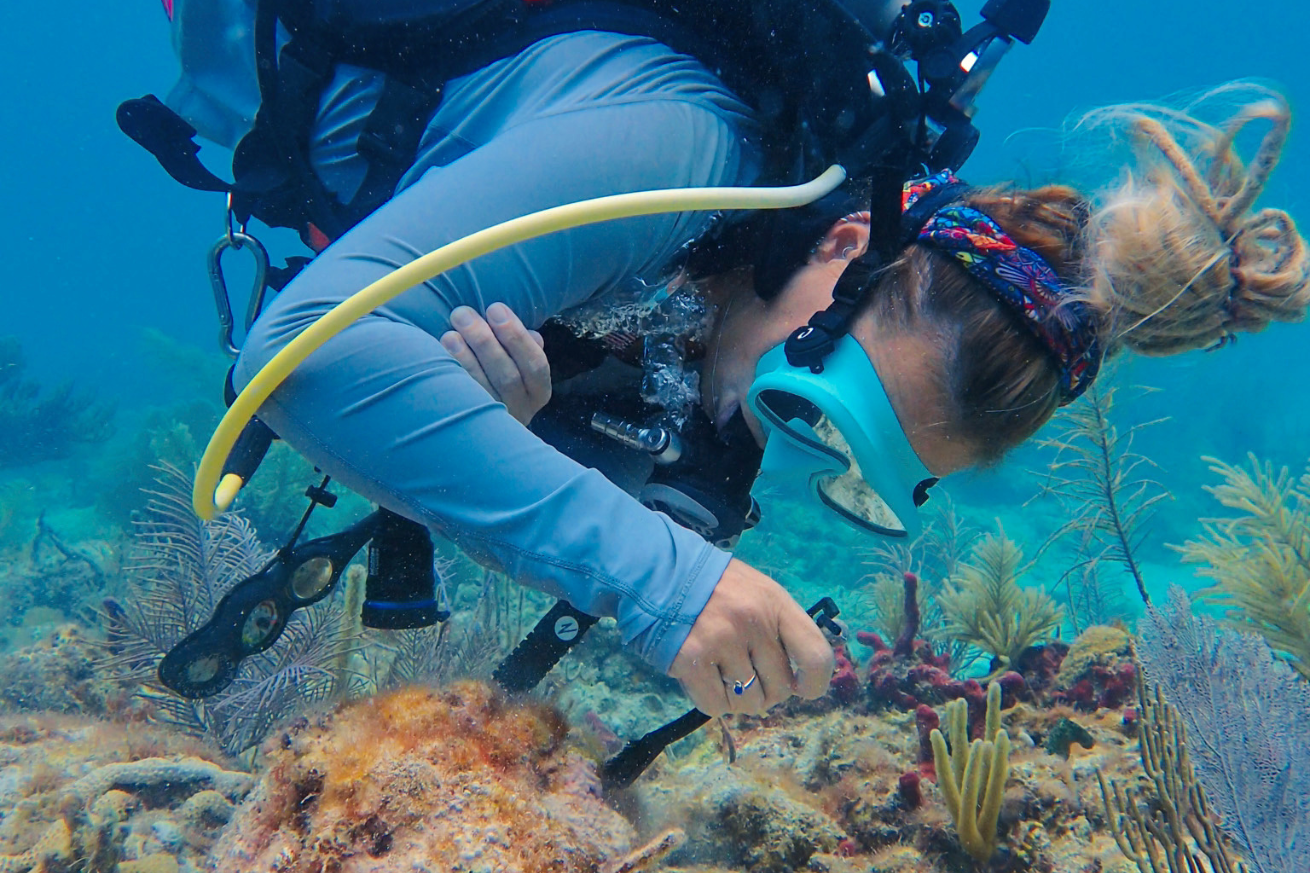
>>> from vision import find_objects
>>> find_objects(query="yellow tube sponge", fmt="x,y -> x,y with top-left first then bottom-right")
929,681 -> 1012,863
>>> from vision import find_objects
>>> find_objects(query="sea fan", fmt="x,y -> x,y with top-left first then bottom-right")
1139,587 -> 1310,873
100,464 -> 356,754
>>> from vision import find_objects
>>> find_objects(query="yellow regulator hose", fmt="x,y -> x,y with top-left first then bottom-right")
195,165 -> 847,520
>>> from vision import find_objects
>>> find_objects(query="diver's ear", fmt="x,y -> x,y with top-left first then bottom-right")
809,211 -> 872,265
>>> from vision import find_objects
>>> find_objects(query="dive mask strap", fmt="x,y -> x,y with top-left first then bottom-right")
783,156 -> 912,373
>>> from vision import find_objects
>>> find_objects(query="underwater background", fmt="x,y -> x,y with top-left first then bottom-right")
0,1 -> 1308,872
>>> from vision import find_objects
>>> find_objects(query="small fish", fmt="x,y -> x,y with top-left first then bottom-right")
718,716 -> 737,765
601,828 -> 687,873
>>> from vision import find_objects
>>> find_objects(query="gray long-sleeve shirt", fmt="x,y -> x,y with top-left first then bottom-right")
166,1 -> 762,671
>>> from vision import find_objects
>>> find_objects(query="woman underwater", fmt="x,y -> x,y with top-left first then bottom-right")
144,0 -> 1309,718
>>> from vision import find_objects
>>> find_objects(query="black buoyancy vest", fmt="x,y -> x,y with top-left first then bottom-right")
120,0 -> 921,246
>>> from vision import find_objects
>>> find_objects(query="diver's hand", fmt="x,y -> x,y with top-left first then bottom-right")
668,559 -> 836,717
442,303 -> 552,425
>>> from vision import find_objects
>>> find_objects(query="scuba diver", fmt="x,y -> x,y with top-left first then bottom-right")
121,0 -> 1308,746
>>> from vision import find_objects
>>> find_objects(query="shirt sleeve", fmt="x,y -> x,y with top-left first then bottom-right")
233,32 -> 760,671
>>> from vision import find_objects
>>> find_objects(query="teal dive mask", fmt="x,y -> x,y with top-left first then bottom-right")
746,336 -> 939,539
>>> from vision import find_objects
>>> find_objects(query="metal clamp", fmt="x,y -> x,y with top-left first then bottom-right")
208,230 -> 270,358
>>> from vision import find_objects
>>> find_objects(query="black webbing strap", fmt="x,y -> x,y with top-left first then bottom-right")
228,0 -> 345,237
116,95 -> 231,194
347,76 -> 443,227
223,0 -> 448,239
782,152 -> 913,373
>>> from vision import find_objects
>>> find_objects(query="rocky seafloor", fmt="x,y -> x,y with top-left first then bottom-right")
0,615 -> 1173,873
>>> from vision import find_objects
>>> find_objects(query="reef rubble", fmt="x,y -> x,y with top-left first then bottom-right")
0,713 -> 249,873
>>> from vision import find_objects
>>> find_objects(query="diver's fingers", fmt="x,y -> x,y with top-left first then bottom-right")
748,636 -> 795,711
778,604 -> 836,700
448,305 -> 534,420
451,306 -> 528,397
441,330 -> 497,400
487,303 -> 552,413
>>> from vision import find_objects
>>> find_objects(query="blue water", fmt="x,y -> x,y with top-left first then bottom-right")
2,1 -> 1309,602
4,1 -> 1307,397
2,5 -> 1309,870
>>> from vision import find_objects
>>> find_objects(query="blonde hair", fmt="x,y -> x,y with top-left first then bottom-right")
863,83 -> 1309,461
1081,83 -> 1310,354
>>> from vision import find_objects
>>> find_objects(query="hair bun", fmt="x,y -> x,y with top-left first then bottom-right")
1083,85 -> 1310,356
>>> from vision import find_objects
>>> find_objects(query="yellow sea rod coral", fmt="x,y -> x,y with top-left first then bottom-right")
211,682 -> 637,872
929,682 -> 1012,863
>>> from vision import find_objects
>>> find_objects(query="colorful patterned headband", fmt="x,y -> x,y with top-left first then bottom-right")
903,171 -> 1102,403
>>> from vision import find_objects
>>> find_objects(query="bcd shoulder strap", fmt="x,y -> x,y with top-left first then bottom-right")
122,0 -> 906,246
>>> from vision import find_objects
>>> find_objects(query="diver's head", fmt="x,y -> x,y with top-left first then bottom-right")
710,86 -> 1310,486
703,183 -> 1095,475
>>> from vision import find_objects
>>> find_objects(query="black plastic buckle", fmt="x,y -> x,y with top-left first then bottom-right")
806,597 -> 844,637
116,95 -> 231,194
783,323 -> 836,373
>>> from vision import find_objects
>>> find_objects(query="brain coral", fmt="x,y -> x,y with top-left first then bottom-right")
210,682 -> 636,872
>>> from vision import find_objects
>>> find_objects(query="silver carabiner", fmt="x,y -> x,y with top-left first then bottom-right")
207,230 -> 270,358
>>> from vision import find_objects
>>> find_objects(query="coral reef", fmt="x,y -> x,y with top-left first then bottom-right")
0,513 -> 118,630
1180,453 -> 1310,678
635,699 -> 1140,873
856,572 -> 993,717
1044,718 -> 1095,759
211,682 -> 636,871
0,336 -> 115,469
857,495 -> 984,673
1097,679 -> 1239,873
0,624 -> 137,718
0,713 -> 250,873
828,644 -> 862,705
937,529 -> 1063,676
858,623 -> 989,714
857,572 -> 915,649
929,682 -> 1012,863
850,571 -> 1093,761
1053,625 -> 1138,712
